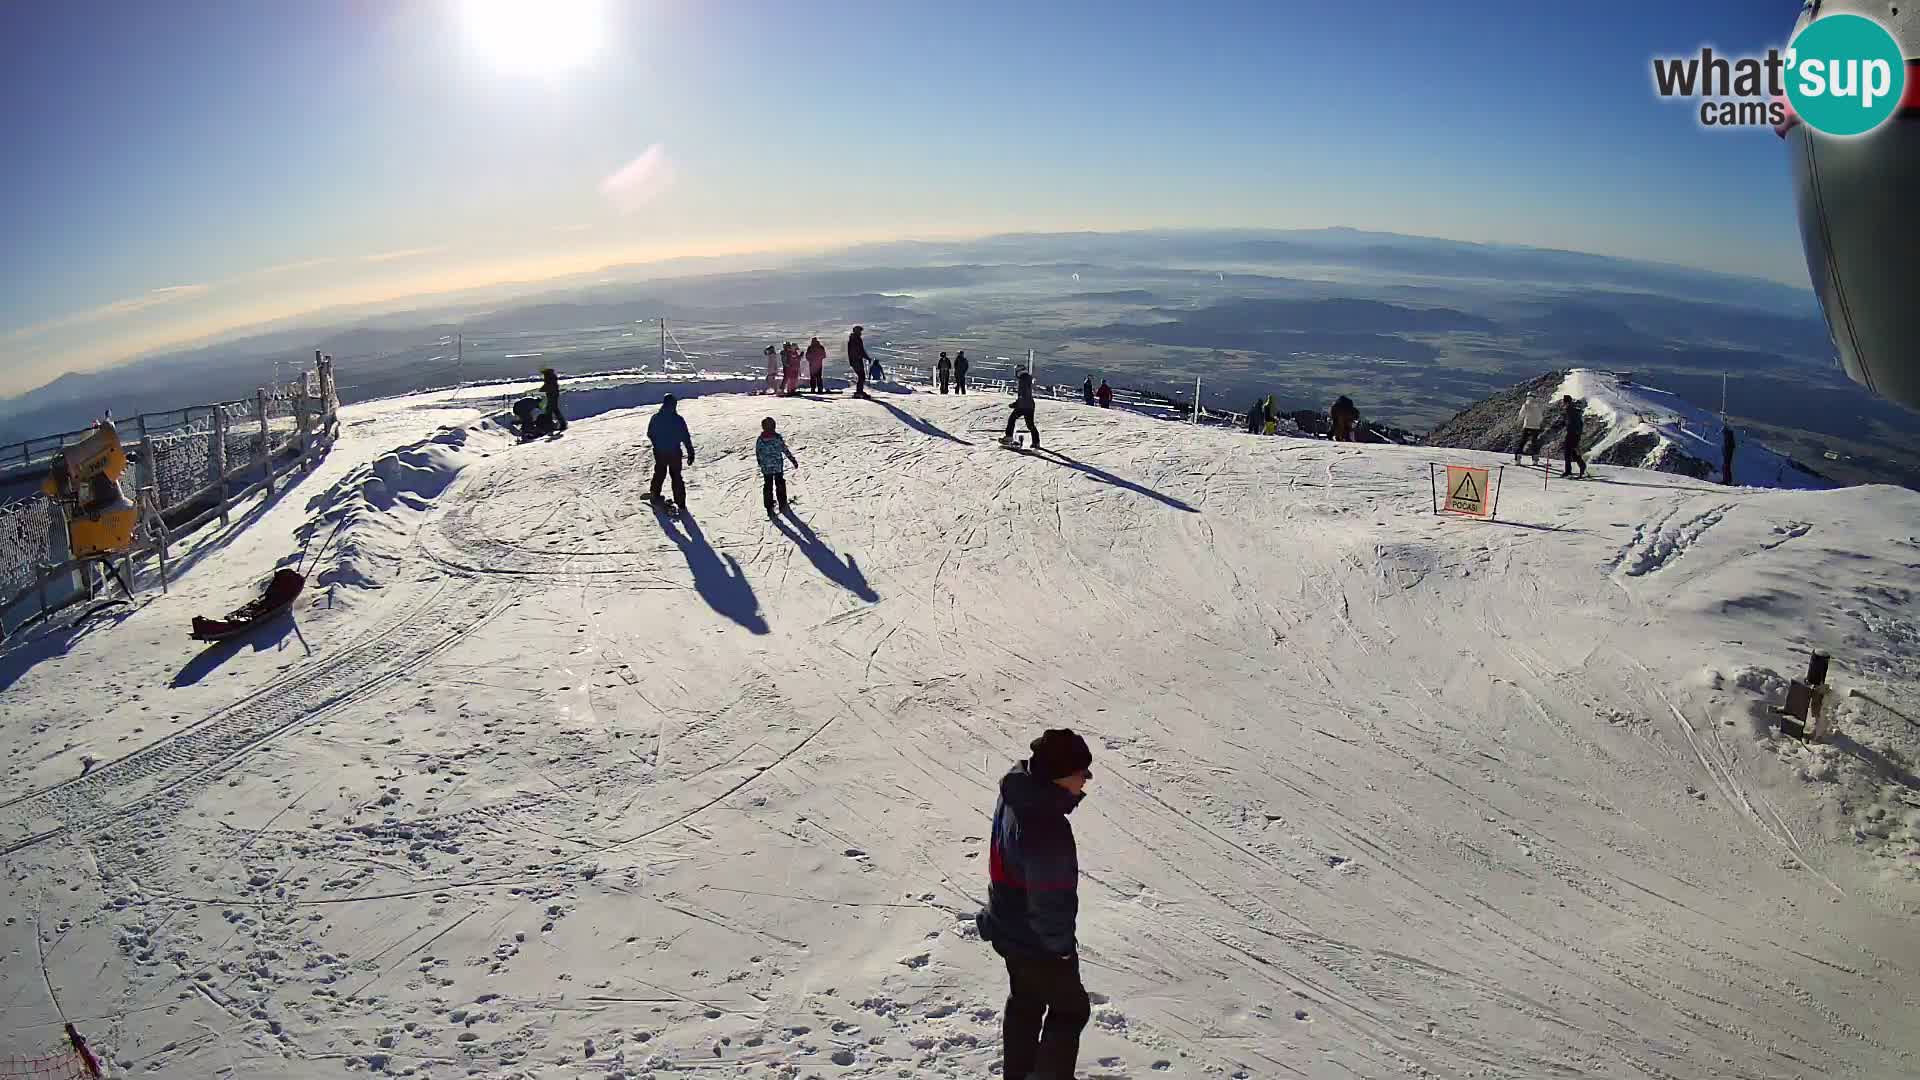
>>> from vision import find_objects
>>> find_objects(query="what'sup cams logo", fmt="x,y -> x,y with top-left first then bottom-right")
1653,13 -> 1907,135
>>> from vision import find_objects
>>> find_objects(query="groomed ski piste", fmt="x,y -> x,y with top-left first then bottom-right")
2,372 -> 1917,1079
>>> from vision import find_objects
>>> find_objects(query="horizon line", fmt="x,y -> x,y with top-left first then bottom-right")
1,223 -> 1816,403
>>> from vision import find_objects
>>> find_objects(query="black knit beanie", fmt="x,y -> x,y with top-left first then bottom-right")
1029,729 -> 1093,781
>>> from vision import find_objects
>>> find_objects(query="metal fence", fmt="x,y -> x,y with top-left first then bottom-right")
0,357 -> 340,639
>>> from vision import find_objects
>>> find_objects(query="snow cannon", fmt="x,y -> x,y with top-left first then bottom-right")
1782,1 -> 1920,411
40,422 -> 138,558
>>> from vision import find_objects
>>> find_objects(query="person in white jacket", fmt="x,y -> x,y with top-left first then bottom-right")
1515,392 -> 1546,465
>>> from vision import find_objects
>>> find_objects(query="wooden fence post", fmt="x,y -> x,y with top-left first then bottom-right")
213,405 -> 231,526
134,414 -> 151,501
258,388 -> 274,496
296,379 -> 313,473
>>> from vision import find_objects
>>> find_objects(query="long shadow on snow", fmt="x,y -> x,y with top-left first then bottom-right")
171,615 -> 299,687
1574,474 -> 1729,497
870,397 -> 973,446
1031,448 -> 1200,514
0,602 -> 140,694
1829,732 -> 1920,791
662,514 -> 770,635
773,510 -> 880,603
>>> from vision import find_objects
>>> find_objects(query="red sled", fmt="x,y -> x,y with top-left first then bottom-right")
191,568 -> 305,642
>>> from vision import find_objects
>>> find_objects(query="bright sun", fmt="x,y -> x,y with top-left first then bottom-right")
460,0 -> 606,75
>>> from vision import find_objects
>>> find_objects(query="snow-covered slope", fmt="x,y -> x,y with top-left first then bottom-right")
1429,368 -> 1833,489
2,380 -> 1917,1079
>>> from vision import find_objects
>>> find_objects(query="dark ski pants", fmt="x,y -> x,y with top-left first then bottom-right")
1514,427 -> 1543,461
650,451 -> 686,507
810,368 -> 824,394
852,365 -> 867,397
955,372 -> 968,393
938,372 -> 950,394
1722,455 -> 1733,486
762,471 -> 788,512
1002,953 -> 1090,1080
1562,438 -> 1586,477
1004,401 -> 1039,447
545,391 -> 567,432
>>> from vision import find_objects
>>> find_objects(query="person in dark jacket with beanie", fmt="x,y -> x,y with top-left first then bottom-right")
954,350 -> 970,393
978,729 -> 1093,1080
1561,395 -> 1588,478
847,326 -> 872,399
1003,369 -> 1040,448
540,368 -> 567,432
646,394 -> 695,508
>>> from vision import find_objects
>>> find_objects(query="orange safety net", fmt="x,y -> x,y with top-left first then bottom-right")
0,1026 -> 104,1080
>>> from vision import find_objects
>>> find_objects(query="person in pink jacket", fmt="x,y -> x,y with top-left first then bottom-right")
805,337 -> 827,394
782,343 -> 802,396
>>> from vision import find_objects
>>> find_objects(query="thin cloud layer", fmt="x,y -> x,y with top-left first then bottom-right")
599,145 -> 676,215
5,284 -> 210,343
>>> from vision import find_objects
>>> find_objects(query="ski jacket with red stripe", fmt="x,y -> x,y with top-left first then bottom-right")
985,762 -> 1082,958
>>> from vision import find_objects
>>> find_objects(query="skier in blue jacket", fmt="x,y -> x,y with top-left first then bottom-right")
978,729 -> 1093,1080
647,395 -> 695,509
756,417 -> 799,515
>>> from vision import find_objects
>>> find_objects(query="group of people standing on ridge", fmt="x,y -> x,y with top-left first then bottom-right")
511,368 -> 568,440
760,328 -> 891,398
1513,391 -> 1589,478
1514,389 -> 1739,484
933,350 -> 972,394
1080,376 -> 1113,408
766,338 -> 829,396
1244,393 -> 1362,441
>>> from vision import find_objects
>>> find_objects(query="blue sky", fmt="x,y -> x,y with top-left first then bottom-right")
1,0 -> 1814,396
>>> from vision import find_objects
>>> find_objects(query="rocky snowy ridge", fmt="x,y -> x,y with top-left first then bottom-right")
1428,368 -> 1832,488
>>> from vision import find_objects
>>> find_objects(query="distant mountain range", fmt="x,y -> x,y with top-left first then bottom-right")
7,227 -> 1914,489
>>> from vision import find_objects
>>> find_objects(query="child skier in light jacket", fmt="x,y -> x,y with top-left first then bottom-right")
757,417 -> 800,515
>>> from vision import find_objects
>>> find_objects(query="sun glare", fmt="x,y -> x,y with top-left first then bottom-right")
460,0 -> 605,75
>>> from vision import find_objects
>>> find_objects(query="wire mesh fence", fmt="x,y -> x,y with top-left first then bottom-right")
1,359 -> 338,637
143,412 -> 218,514
0,497 -> 55,602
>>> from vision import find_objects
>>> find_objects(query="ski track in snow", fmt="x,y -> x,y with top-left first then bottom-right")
0,383 -> 1917,1078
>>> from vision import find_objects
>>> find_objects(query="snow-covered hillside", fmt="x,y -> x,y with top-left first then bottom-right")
2,377 -> 1917,1079
1429,368 -> 1832,489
